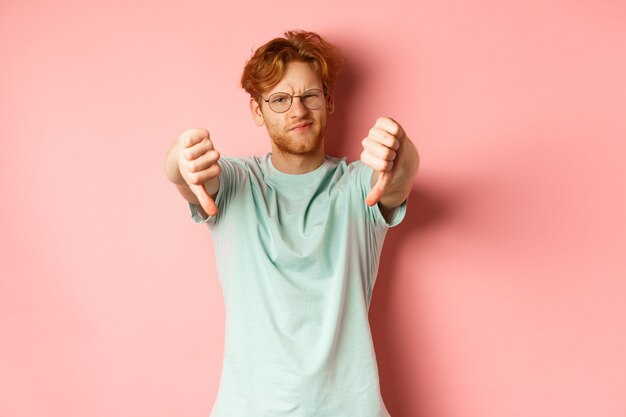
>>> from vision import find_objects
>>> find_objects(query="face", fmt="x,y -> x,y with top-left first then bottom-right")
250,61 -> 334,157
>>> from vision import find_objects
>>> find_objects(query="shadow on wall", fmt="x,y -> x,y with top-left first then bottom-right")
324,50 -> 368,160
323,37 -> 454,414
371,184 -> 454,416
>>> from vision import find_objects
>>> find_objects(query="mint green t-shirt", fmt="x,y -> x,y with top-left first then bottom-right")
189,153 -> 406,417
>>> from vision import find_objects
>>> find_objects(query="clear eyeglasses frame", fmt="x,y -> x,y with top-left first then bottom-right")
261,88 -> 327,113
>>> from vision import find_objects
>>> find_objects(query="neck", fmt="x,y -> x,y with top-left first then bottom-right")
270,146 -> 326,174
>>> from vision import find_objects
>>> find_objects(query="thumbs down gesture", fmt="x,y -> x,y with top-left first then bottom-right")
360,117 -> 419,210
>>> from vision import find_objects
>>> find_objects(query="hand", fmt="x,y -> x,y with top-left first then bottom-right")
360,117 -> 406,206
176,128 -> 221,216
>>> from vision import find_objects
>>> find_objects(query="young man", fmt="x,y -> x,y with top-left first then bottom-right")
164,30 -> 419,417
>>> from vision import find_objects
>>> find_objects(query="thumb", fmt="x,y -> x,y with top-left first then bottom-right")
365,171 -> 393,206
191,183 -> 218,216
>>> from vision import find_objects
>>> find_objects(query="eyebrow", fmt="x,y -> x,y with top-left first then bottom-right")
269,87 -> 323,95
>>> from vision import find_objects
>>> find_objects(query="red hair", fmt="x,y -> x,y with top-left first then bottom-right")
241,30 -> 344,99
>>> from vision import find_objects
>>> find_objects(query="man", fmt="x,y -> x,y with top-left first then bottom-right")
164,30 -> 419,417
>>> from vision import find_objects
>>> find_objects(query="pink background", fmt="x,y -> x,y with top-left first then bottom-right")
1,1 -> 625,416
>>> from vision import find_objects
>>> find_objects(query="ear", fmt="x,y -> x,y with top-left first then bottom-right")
249,97 -> 265,126
326,92 -> 335,115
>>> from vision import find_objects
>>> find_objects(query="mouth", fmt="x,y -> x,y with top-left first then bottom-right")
289,122 -> 313,131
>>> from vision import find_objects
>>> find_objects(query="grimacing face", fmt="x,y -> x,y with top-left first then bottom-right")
249,61 -> 334,156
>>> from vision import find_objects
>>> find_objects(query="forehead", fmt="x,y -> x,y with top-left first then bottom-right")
268,61 -> 323,94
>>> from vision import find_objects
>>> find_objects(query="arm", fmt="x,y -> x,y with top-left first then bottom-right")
361,117 -> 420,220
164,128 -> 221,216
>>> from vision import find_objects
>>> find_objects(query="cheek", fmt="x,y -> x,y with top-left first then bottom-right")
275,117 -> 289,130
266,118 -> 285,134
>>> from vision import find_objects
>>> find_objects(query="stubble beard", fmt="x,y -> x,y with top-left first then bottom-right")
269,119 -> 326,157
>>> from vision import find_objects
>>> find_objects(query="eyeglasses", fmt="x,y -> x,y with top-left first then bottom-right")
261,88 -> 326,113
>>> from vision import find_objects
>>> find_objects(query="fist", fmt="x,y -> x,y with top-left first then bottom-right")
360,117 -> 406,206
176,128 -> 221,215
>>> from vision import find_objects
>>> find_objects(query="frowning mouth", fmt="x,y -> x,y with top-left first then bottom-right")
289,122 -> 313,131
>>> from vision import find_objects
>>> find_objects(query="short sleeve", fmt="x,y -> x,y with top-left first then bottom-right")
350,161 -> 408,228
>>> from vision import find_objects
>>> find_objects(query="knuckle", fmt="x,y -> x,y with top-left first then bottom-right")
211,164 -> 221,177
190,127 -> 210,138
374,159 -> 385,171
178,135 -> 189,147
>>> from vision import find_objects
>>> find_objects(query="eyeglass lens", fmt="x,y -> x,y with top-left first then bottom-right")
267,89 -> 325,113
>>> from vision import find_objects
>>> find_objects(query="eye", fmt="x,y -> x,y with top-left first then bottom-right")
304,90 -> 324,103
270,94 -> 289,104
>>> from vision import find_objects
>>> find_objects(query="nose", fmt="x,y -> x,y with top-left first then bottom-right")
289,96 -> 309,118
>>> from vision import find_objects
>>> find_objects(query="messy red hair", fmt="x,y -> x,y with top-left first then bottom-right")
241,30 -> 344,99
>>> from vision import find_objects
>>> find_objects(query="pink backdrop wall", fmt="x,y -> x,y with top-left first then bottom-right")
1,1 -> 625,416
